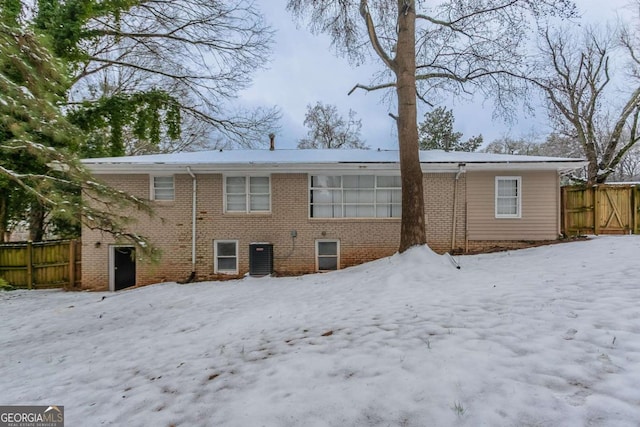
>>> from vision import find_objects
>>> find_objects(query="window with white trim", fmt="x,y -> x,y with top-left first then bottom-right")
310,175 -> 401,218
316,240 -> 339,271
225,176 -> 270,213
151,176 -> 174,201
214,240 -> 238,274
495,176 -> 521,218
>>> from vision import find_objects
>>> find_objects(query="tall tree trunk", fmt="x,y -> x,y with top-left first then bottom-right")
584,144 -> 599,185
396,0 -> 426,252
29,202 -> 45,241
0,194 -> 7,243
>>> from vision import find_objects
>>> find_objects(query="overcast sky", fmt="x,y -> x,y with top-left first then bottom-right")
238,0 -> 633,150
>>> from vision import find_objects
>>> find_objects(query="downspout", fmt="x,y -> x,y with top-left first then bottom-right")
451,163 -> 466,252
186,166 -> 197,282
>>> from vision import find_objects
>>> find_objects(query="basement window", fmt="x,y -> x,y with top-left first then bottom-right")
316,240 -> 339,271
214,240 -> 238,274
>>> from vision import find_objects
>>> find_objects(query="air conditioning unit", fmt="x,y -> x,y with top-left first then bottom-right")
249,243 -> 273,276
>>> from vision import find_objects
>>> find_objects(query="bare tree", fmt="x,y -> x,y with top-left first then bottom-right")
483,137 -> 542,155
610,142 -> 640,181
538,132 -> 583,158
298,102 -> 367,149
58,0 -> 280,150
287,0 -> 575,252
524,25 -> 640,184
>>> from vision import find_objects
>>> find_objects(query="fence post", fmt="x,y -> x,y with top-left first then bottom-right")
633,185 -> 640,234
592,186 -> 598,234
69,239 -> 76,288
26,241 -> 33,289
560,187 -> 569,237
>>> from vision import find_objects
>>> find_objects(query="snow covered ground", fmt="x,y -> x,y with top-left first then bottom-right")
1,236 -> 639,426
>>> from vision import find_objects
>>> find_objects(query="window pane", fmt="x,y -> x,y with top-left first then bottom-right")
153,176 -> 174,200
376,189 -> 400,203
154,189 -> 174,201
352,190 -> 375,203
377,176 -> 401,187
250,176 -> 269,193
376,205 -> 391,217
312,189 -> 342,204
250,195 -> 270,211
154,176 -> 173,187
312,205 -> 332,218
226,177 -> 246,194
227,195 -> 246,211
217,257 -> 236,271
345,205 -> 374,217
217,242 -> 236,256
497,198 -> 517,215
343,175 -> 374,188
344,190 -> 374,203
498,180 -> 517,197
318,257 -> 338,271
344,205 -> 357,217
312,176 -> 341,188
318,241 -> 337,256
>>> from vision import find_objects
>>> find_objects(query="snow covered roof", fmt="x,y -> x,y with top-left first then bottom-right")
81,149 -> 587,173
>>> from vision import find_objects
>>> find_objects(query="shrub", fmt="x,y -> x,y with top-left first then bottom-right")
0,277 -> 16,291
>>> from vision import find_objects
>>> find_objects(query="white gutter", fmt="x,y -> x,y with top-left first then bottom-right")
451,163 -> 466,251
187,166 -> 197,280
83,160 -> 588,175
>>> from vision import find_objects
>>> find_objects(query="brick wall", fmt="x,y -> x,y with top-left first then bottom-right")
81,171 -> 472,290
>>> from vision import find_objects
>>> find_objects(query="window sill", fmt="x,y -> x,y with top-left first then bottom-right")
309,217 -> 400,222
223,212 -> 272,217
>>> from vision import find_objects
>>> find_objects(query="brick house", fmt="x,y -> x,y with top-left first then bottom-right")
80,149 -> 585,290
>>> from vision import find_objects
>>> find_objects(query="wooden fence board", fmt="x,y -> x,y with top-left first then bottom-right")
636,186 -> 640,235
0,240 -> 81,289
562,184 -> 638,236
596,186 -> 632,234
562,186 -> 595,235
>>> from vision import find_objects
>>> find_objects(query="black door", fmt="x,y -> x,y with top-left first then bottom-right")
114,247 -> 136,291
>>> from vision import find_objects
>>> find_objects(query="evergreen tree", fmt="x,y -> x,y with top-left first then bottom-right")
418,107 -> 482,152
0,22 -> 156,256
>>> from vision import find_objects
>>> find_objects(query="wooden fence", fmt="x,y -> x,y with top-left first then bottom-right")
561,184 -> 640,236
0,240 -> 81,289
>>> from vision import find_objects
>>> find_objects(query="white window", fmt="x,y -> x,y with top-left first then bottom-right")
310,175 -> 401,218
316,240 -> 339,271
495,176 -> 521,218
225,176 -> 270,213
151,176 -> 174,201
214,240 -> 238,274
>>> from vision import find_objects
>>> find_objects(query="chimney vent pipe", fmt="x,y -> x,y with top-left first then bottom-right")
269,133 -> 275,151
